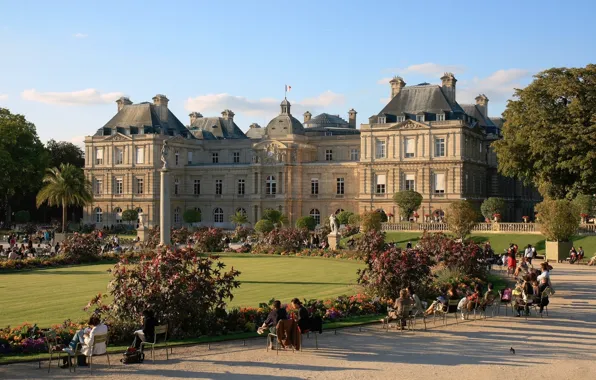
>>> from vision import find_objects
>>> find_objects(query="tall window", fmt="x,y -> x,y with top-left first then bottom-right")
237,179 -> 245,195
375,140 -> 386,159
405,174 -> 415,191
416,114 -> 425,122
375,174 -> 386,194
215,179 -> 223,195
213,207 -> 224,223
136,178 -> 144,194
434,173 -> 445,194
236,207 -> 247,216
233,152 -> 240,163
310,209 -> 321,225
94,179 -> 103,195
212,152 -> 219,163
174,207 -> 181,223
311,178 -> 319,195
94,207 -> 103,223
350,148 -> 359,161
396,115 -> 405,122
404,138 -> 414,158
325,149 -> 333,161
336,177 -> 345,195
115,147 -> 123,164
115,178 -> 123,194
266,176 -> 277,195
174,178 -> 179,195
435,138 -> 446,157
175,150 -> 179,166
114,207 -> 123,223
135,146 -> 144,164
95,148 -> 104,165
378,116 -> 386,124
187,151 -> 193,164
193,179 -> 200,195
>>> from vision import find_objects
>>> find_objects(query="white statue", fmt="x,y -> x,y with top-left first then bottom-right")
329,214 -> 339,234
138,213 -> 144,226
161,140 -> 169,169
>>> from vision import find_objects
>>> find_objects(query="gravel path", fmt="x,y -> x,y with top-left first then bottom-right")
2,262 -> 595,380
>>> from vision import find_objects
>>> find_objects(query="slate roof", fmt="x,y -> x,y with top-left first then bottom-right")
266,99 -> 305,136
375,85 -> 466,123
461,104 -> 500,135
304,113 -> 349,128
95,102 -> 193,138
188,117 -> 247,139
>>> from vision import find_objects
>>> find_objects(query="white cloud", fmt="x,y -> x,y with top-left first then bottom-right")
73,33 -> 88,39
184,90 -> 345,120
21,88 -> 125,106
0,94 -> 8,101
457,69 -> 531,104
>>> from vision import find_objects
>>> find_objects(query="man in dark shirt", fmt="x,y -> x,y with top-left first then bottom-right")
134,310 -> 157,350
260,300 -> 287,349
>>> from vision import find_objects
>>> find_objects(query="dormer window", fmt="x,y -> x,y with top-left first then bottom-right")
378,116 -> 386,124
437,113 -> 445,121
416,114 -> 425,122
396,116 -> 405,122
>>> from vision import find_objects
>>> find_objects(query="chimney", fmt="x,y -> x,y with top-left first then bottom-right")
390,76 -> 406,98
303,111 -> 312,123
152,94 -> 169,108
249,123 -> 261,129
116,96 -> 132,112
189,112 -> 203,125
440,72 -> 457,104
348,108 -> 357,128
221,109 -> 235,121
475,94 -> 489,118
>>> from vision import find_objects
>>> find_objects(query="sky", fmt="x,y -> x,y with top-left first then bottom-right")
0,0 -> 595,147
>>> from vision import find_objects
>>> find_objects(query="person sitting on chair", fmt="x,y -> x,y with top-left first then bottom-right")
390,289 -> 412,330
132,310 -> 157,351
569,247 -> 578,264
260,300 -> 288,350
538,277 -> 551,314
577,247 -> 585,263
61,315 -> 108,368
291,298 -> 310,332
407,285 -> 424,315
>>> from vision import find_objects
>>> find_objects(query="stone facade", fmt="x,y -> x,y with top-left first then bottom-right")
83,74 -> 539,229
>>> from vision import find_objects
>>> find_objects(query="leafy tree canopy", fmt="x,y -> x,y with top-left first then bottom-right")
121,209 -> 138,223
536,199 -> 580,241
183,209 -> 201,224
493,64 -> 596,199
295,216 -> 317,231
393,190 -> 423,219
46,139 -> 85,168
335,211 -> 354,226
573,194 -> 595,216
255,219 -> 274,234
480,197 -> 506,221
445,200 -> 478,239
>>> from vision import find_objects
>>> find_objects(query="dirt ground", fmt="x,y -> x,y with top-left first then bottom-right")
2,262 -> 595,380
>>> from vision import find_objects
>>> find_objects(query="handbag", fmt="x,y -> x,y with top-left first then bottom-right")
121,347 -> 144,364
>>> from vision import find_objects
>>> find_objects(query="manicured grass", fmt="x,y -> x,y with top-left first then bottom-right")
0,254 -> 363,328
384,232 -> 596,257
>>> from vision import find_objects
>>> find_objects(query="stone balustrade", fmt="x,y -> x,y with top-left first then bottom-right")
381,222 -> 596,235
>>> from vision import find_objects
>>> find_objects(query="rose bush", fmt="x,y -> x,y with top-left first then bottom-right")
192,227 -> 225,252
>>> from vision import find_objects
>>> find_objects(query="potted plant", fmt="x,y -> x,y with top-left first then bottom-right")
535,199 -> 580,263
522,215 -> 529,223
413,212 -> 419,222
580,213 -> 589,224
386,212 -> 394,222
424,213 -> 430,222
493,213 -> 501,222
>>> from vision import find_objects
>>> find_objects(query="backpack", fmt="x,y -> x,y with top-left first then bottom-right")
501,288 -> 512,301
121,347 -> 144,364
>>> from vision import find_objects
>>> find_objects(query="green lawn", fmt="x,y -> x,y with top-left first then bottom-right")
384,232 -> 596,257
0,254 -> 363,328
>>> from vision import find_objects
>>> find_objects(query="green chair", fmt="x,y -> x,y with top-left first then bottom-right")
71,333 -> 110,372
140,325 -> 171,361
41,329 -> 67,373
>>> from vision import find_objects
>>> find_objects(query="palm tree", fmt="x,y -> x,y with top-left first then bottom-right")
262,209 -> 288,228
36,163 -> 93,233
230,211 -> 248,227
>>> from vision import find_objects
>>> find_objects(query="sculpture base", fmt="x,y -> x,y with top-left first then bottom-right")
327,232 -> 341,250
136,226 -> 148,242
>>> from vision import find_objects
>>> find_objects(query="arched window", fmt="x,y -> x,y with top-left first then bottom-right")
236,207 -> 247,216
136,207 -> 143,214
114,207 -> 123,223
310,209 -> 321,226
174,207 -> 181,223
213,207 -> 224,223
94,207 -> 103,223
335,209 -> 344,215
266,175 -> 276,195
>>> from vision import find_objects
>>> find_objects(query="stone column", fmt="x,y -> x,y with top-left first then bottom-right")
160,169 -> 171,245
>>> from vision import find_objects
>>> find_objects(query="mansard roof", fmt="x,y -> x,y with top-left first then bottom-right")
188,117 -> 247,139
461,104 -> 500,135
304,113 -> 349,128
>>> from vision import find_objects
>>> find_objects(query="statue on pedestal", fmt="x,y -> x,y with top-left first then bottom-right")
161,140 -> 170,170
329,214 -> 339,234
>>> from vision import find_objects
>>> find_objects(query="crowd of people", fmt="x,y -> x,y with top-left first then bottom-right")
0,231 -> 61,259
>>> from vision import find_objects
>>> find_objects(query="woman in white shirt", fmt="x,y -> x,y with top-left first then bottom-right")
537,262 -> 551,285
61,315 -> 108,368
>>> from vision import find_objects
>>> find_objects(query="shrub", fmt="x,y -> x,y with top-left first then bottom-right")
573,194 -> 594,218
14,210 -> 31,223
183,209 -> 202,224
376,209 -> 388,222
260,228 -> 308,253
536,199 -> 580,241
341,224 -> 359,237
295,216 -> 317,231
445,200 -> 478,239
230,211 -> 248,227
172,227 -> 192,244
419,232 -> 488,279
336,211 -> 354,226
192,227 -> 225,252
255,219 -> 274,234
392,190 -> 423,220
60,232 -> 102,262
107,247 -> 241,338
355,229 -> 385,260
121,209 -> 138,224
480,197 -> 505,221
233,226 -> 254,242
80,223 -> 96,233
347,213 -> 360,226
360,211 -> 382,232
262,209 -> 288,227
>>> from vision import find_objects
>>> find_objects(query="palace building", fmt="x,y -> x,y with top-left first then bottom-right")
83,74 -> 539,229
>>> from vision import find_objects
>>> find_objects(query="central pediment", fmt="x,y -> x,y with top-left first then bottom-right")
387,120 -> 428,130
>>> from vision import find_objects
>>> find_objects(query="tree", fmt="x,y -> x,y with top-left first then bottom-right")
36,163 -> 93,232
262,209 -> 288,227
121,209 -> 138,225
0,108 -> 48,222
573,194 -> 595,218
493,65 -> 596,199
46,139 -> 85,168
183,209 -> 201,224
536,199 -> 580,241
14,210 -> 31,223
295,216 -> 316,231
360,211 -> 382,233
255,219 -> 274,234
230,211 -> 248,227
335,211 -> 354,226
445,200 -> 478,239
480,197 -> 505,221
393,190 -> 423,220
